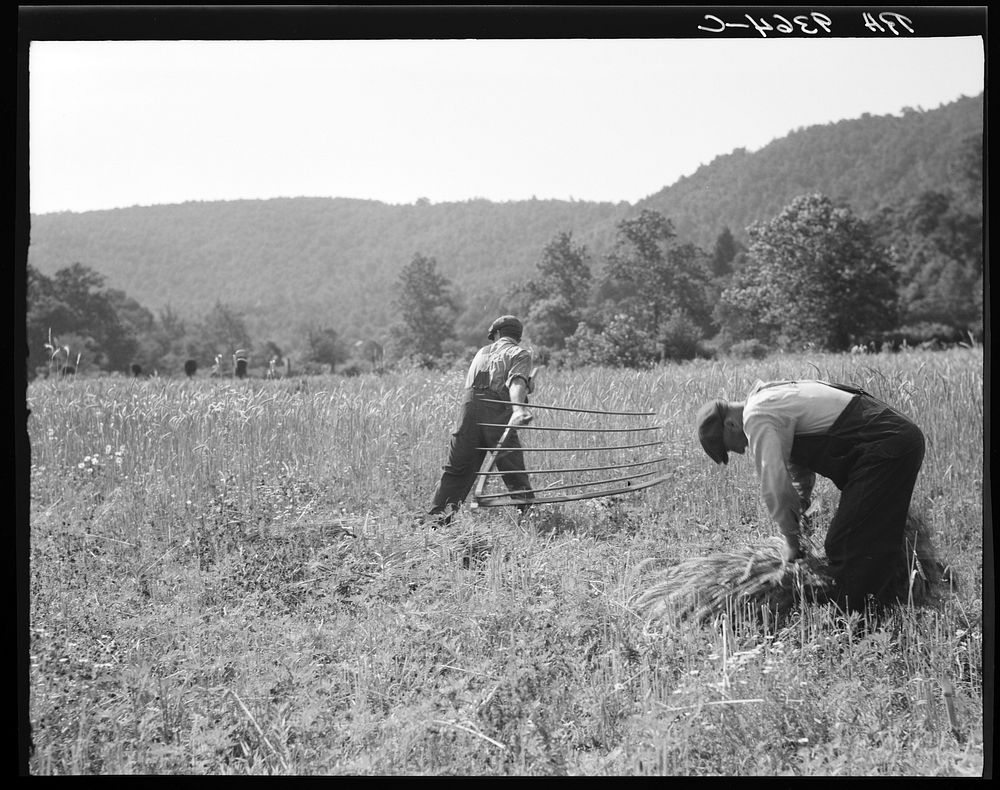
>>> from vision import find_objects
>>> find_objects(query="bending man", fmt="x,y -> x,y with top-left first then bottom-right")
696,379 -> 925,611
426,315 -> 535,526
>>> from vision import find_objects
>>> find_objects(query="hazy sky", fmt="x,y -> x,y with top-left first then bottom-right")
28,36 -> 984,215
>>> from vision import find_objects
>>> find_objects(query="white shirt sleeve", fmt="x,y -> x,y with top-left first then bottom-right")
745,412 -> 802,537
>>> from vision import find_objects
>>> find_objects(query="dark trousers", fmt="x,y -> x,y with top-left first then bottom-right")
791,394 -> 926,611
429,390 -> 533,523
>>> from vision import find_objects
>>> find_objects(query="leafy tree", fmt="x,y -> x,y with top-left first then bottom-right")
26,263 -> 141,376
105,289 -> 154,371
663,242 -> 714,334
453,286 -> 510,348
303,326 -> 347,369
953,131 -> 983,209
189,301 -> 253,366
720,194 -> 898,351
711,251 -> 779,350
658,309 -> 705,361
525,295 -> 580,351
706,228 -> 743,334
710,226 -> 741,279
560,323 -> 616,368
562,313 -> 656,368
595,209 -> 712,362
533,231 -> 592,310
50,263 -> 107,318
387,253 -> 459,362
514,231 -> 592,350
871,185 -> 982,336
27,265 -> 64,375
144,305 -> 192,375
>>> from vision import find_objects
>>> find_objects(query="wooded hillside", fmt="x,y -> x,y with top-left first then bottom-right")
637,93 -> 983,250
27,93 -> 982,353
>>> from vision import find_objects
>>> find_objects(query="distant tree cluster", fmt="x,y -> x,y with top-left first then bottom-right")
370,127 -> 981,370
386,253 -> 461,368
28,263 -> 145,377
646,94 -> 983,252
868,132 -> 984,344
25,262 -> 380,380
27,184 -> 982,379
716,194 -> 899,352
384,193 -> 980,371
25,129 -> 982,377
27,264 -> 270,379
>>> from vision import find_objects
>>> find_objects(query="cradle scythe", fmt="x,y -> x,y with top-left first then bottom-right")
469,384 -> 671,508
467,365 -> 538,511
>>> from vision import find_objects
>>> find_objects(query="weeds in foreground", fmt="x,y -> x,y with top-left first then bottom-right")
25,349 -> 984,775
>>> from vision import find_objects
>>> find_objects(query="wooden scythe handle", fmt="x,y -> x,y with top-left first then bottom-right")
470,417 -> 519,509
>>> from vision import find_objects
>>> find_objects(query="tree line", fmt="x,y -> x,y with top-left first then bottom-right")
26,95 -> 981,361
639,95 -> 982,252
26,263 -> 359,379
27,171 -> 981,379
388,183 -> 981,370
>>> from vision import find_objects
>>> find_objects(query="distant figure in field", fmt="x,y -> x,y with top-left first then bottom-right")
131,364 -> 143,377
184,359 -> 198,378
234,350 -> 248,379
696,379 -> 925,612
424,315 -> 535,527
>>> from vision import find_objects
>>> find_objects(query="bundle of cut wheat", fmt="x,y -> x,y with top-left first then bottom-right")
632,536 -> 833,625
633,512 -> 953,625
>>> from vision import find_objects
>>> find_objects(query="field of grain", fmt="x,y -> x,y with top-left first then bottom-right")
25,348 -> 986,775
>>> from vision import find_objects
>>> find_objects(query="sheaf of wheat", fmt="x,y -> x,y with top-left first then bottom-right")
632,512 -> 951,625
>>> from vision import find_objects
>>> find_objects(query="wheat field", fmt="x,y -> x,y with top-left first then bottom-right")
24,348 -> 985,775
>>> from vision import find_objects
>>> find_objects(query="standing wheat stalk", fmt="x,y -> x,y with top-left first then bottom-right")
226,689 -> 291,772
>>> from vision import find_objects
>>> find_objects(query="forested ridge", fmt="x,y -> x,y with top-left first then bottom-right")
28,196 -> 628,346
26,93 -> 982,377
637,93 -> 983,250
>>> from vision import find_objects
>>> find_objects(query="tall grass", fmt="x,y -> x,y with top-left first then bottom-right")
26,348 -> 984,775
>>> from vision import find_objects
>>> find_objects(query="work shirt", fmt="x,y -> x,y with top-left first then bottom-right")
464,337 -> 533,399
743,380 -> 854,536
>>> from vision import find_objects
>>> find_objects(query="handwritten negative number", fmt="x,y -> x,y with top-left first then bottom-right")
698,13 -> 833,36
700,12 -> 915,37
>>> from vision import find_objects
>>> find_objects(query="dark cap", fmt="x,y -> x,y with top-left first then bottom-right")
696,399 -> 730,465
488,315 -> 523,341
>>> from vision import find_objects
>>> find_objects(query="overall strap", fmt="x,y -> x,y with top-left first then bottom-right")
470,370 -> 491,390
817,380 -> 871,397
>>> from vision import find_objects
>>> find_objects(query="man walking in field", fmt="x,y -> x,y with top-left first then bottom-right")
695,380 -> 926,612
424,315 -> 536,527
